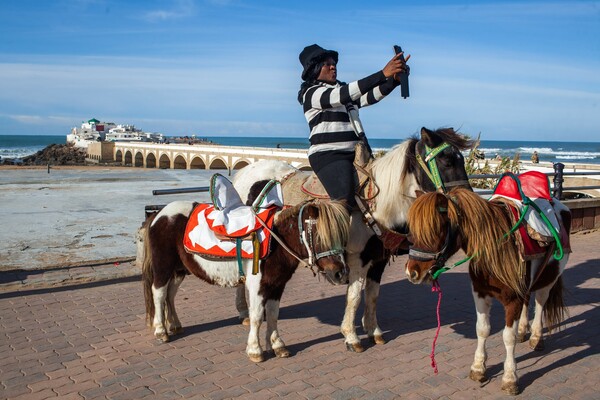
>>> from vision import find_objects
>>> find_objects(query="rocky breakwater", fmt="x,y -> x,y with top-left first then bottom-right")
3,143 -> 87,166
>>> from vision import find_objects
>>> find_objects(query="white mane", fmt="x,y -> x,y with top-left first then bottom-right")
370,140 -> 420,228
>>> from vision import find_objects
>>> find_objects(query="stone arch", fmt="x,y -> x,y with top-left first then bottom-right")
190,156 -> 206,169
232,159 -> 250,170
209,157 -> 228,170
159,154 -> 171,169
173,154 -> 187,169
134,152 -> 144,167
124,151 -> 133,166
115,150 -> 123,163
146,153 -> 156,168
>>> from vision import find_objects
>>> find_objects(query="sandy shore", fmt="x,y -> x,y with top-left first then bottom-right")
0,165 -> 218,270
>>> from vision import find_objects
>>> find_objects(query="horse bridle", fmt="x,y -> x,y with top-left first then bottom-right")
298,203 -> 346,275
416,141 -> 470,193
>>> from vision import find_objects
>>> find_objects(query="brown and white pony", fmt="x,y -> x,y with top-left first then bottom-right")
405,188 -> 571,395
233,127 -> 474,352
141,181 -> 350,362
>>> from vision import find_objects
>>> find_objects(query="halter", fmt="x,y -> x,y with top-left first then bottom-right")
415,142 -> 470,193
298,203 -> 346,274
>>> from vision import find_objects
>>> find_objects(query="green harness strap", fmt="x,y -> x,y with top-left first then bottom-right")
416,143 -> 451,192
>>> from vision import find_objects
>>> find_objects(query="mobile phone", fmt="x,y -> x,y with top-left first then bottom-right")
393,45 -> 409,99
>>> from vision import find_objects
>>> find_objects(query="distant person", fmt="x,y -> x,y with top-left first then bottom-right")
297,44 -> 410,210
531,151 -> 539,163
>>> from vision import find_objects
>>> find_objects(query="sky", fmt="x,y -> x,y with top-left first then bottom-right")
0,0 -> 599,142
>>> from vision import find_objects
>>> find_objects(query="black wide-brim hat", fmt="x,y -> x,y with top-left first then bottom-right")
299,44 -> 338,81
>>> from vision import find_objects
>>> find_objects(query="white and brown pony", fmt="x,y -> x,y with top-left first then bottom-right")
141,180 -> 350,362
233,127 -> 474,352
405,187 -> 571,395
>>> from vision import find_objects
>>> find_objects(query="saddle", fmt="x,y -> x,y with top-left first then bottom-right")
490,171 -> 570,261
291,142 -> 407,253
299,141 -> 374,199
183,174 -> 283,261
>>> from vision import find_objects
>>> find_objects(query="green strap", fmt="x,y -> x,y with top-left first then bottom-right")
416,143 -> 451,192
236,238 -> 245,278
431,255 -> 472,280
527,201 -> 564,260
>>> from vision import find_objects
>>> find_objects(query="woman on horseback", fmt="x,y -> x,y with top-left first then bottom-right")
297,44 -> 410,211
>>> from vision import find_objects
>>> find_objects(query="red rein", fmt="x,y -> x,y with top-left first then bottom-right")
430,280 -> 442,374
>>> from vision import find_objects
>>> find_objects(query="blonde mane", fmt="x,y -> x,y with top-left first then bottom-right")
409,188 -> 527,297
278,200 -> 350,251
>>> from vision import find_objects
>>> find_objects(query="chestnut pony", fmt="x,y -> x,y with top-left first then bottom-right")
233,127 -> 474,352
141,180 -> 350,362
405,187 -> 571,395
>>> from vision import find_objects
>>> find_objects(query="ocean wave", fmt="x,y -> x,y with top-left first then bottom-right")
0,146 -> 44,159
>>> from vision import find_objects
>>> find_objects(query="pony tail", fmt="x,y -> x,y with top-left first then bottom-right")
543,275 -> 567,332
141,214 -> 157,327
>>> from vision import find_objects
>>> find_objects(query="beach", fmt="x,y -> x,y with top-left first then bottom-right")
0,165 -> 216,272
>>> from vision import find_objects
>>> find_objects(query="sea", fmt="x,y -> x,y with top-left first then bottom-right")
1,134 -> 600,165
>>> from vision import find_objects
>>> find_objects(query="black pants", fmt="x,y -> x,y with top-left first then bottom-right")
309,150 -> 357,210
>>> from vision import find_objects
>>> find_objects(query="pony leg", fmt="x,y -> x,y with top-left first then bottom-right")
151,283 -> 170,343
469,293 -> 492,383
235,285 -> 250,326
363,278 -> 385,345
501,314 -> 520,395
265,299 -> 290,358
529,286 -> 551,351
341,255 -> 367,352
245,272 -> 265,362
165,274 -> 185,335
517,296 -> 530,343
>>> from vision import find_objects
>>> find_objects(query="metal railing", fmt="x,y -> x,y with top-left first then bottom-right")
470,163 -> 600,199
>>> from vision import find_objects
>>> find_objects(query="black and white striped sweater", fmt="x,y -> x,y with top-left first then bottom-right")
301,70 -> 399,156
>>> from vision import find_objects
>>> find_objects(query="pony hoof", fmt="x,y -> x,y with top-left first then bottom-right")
345,342 -> 364,353
369,335 -> 386,345
517,334 -> 527,343
274,348 -> 291,358
501,382 -> 519,395
248,353 -> 264,363
155,333 -> 170,343
169,326 -> 184,335
529,338 -> 545,351
469,370 -> 486,383
240,317 -> 250,326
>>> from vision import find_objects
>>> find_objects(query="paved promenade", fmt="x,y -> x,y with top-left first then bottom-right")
1,228 -> 598,399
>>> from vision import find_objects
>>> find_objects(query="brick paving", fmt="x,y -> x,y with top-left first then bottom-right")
1,230 -> 598,399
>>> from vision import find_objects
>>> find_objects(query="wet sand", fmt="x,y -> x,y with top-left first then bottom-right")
0,165 -> 218,270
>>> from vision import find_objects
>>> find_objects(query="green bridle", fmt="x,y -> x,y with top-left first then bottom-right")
416,142 -> 451,192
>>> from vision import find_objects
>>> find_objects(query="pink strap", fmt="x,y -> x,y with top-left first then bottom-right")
430,280 -> 442,374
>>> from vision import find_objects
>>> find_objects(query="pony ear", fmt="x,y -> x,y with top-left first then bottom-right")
420,127 -> 435,147
415,189 -> 426,198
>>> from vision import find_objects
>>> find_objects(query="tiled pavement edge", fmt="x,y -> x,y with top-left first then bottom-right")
0,230 -> 598,399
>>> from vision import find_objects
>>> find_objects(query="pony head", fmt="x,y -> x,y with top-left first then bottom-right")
404,190 -> 462,284
413,127 -> 475,194
279,200 -> 350,285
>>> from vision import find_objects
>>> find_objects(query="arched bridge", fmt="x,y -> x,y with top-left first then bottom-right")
112,142 -> 310,171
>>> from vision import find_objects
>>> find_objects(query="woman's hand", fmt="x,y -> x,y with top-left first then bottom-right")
382,52 -> 411,79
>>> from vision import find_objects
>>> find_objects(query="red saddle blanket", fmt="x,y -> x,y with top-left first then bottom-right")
183,203 -> 278,259
183,173 -> 283,259
493,170 -> 551,201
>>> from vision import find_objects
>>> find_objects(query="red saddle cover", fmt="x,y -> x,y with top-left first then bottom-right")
183,203 -> 278,259
493,171 -> 551,201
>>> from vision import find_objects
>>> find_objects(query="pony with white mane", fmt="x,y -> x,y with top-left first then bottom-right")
233,127 -> 474,352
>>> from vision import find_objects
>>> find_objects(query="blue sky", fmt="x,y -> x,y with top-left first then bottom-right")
0,0 -> 599,141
